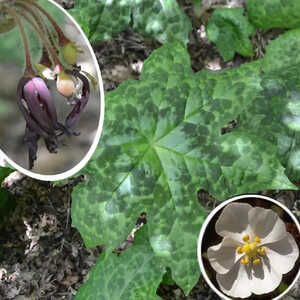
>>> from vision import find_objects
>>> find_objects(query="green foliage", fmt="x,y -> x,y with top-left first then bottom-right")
0,167 -> 15,225
238,29 -> 300,182
161,267 -> 175,285
247,0 -> 300,29
65,0 -> 300,298
69,0 -> 192,44
76,227 -> 165,300
206,8 -> 255,61
72,29 -> 300,298
279,281 -> 288,293
262,29 -> 300,73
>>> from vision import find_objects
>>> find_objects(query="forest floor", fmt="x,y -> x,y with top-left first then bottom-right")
0,0 -> 300,299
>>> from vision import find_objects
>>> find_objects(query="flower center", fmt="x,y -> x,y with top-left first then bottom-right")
237,234 -> 266,265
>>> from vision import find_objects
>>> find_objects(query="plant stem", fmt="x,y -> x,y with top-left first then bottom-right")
3,5 -> 34,77
17,0 -> 70,46
16,1 -> 48,38
40,45 -> 52,68
15,7 -> 61,67
17,2 -> 61,59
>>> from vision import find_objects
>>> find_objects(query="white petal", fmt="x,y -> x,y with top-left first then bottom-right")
217,256 -> 283,297
249,256 -> 282,295
216,202 -> 253,241
264,232 -> 299,274
216,261 -> 252,298
248,207 -> 286,243
207,236 -> 243,274
42,68 -> 55,80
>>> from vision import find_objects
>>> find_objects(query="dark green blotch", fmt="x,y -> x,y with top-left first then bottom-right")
116,278 -> 125,288
144,101 -> 158,114
196,125 -> 209,136
127,86 -> 136,96
169,16 -> 178,23
234,82 -> 246,96
173,63 -> 183,73
159,107 -> 169,118
209,166 -> 221,181
125,104 -> 139,119
241,145 -> 251,154
202,111 -> 215,124
183,222 -> 203,234
102,146 -> 121,159
113,104 -> 124,115
245,174 -> 258,183
221,153 -> 237,166
180,173 -> 192,184
222,99 -> 232,109
181,82 -> 190,94
182,122 -> 197,135
203,145 -> 220,159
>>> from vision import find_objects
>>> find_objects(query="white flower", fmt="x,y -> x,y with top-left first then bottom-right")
207,202 -> 299,298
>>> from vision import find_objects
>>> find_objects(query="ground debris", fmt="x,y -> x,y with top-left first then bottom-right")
0,176 -> 102,300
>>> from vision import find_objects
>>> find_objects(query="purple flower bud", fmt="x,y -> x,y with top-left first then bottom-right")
65,69 -> 90,129
17,76 -> 69,169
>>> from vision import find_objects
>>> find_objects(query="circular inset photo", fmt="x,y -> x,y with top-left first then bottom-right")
0,0 -> 104,180
198,194 -> 300,300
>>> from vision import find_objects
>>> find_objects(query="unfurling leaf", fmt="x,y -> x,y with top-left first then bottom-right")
206,8 -> 255,61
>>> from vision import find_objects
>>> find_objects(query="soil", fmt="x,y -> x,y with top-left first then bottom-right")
0,1 -> 300,300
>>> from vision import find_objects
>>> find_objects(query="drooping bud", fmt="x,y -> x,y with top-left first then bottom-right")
81,70 -> 98,90
65,70 -> 90,128
17,76 -> 69,169
56,71 -> 75,98
62,41 -> 84,65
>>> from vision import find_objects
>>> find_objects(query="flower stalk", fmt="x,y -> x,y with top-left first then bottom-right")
14,5 -> 61,67
3,5 -> 34,77
17,0 -> 70,47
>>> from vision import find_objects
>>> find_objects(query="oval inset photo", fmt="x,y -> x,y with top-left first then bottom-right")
198,194 -> 300,300
0,0 -> 104,180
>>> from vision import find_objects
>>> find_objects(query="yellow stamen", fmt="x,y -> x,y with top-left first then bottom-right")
242,242 -> 258,258
255,236 -> 261,243
237,234 -> 266,266
253,258 -> 261,265
258,247 -> 266,256
242,234 -> 250,242
237,246 -> 243,254
241,257 -> 249,264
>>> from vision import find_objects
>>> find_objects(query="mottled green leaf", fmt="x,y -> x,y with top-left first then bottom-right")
262,29 -> 300,73
238,65 -> 300,182
69,0 -> 192,44
69,0 -> 130,43
237,29 -> 300,181
72,41 -> 297,298
75,227 -> 164,300
206,8 -> 255,61
247,0 -> 300,29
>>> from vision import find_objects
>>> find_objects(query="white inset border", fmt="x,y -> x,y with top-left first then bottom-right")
197,194 -> 300,300
0,0 -> 105,181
